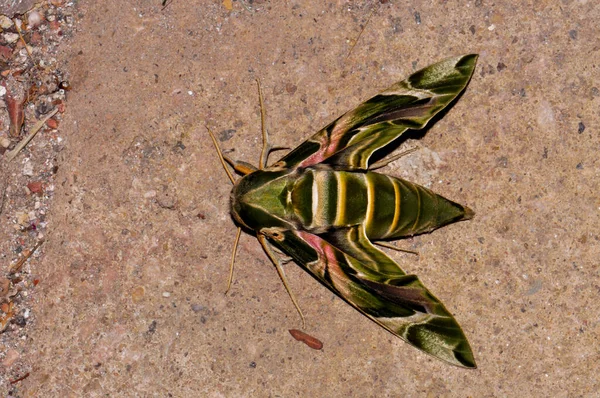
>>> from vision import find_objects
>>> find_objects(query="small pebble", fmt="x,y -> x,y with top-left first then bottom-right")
0,15 -> 12,29
23,163 -> 34,176
46,118 -> 59,129
131,286 -> 145,303
2,349 -> 20,367
191,304 -> 204,312
3,33 -> 19,44
27,181 -> 44,194
162,292 -> 171,298
0,136 -> 10,148
28,10 -> 44,28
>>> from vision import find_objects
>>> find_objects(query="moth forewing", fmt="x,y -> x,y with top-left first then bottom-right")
215,54 -> 478,368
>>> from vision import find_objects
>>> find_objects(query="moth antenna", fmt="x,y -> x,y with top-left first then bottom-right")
225,227 -> 242,294
369,147 -> 419,170
256,78 -> 270,170
375,241 -> 419,256
207,126 -> 236,184
346,3 -> 378,60
258,234 -> 306,328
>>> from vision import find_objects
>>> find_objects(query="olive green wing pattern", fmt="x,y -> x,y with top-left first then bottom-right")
265,225 -> 476,368
277,54 -> 478,171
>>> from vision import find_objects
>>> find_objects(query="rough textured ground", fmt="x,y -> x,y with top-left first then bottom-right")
3,0 -> 599,396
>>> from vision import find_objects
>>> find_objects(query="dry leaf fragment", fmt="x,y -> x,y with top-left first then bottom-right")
223,0 -> 233,11
3,76 -> 26,138
0,278 -> 10,296
0,301 -> 14,332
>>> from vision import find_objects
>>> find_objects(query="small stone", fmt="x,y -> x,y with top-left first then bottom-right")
49,20 -> 60,32
23,162 -> 34,176
577,121 -> 585,134
414,11 -> 421,24
191,304 -> 204,312
218,129 -> 236,142
568,30 -> 577,40
46,118 -> 59,129
0,15 -> 12,29
27,181 -> 44,194
0,85 -> 6,97
162,292 -> 171,298
2,349 -> 19,367
0,136 -> 9,148
27,10 -> 43,28
285,83 -> 297,95
3,33 -> 19,44
0,278 -> 10,295
131,286 -> 145,303
16,212 -> 29,225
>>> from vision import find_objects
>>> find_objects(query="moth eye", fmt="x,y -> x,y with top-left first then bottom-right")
263,229 -> 284,240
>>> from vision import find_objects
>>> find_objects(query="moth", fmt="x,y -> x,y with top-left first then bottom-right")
209,54 -> 478,368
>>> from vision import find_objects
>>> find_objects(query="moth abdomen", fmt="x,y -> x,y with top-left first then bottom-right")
288,168 -> 471,239
368,175 -> 473,240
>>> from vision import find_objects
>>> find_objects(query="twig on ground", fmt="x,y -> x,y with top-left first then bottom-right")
5,108 -> 58,162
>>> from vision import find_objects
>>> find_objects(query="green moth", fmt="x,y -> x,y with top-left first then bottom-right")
210,54 -> 478,368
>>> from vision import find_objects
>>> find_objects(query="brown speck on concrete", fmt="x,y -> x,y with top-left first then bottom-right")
568,30 -> 577,40
413,11 -> 421,24
2,349 -> 19,367
285,83 -> 297,95
218,129 -> 236,142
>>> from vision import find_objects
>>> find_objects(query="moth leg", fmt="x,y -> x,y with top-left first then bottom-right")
375,241 -> 419,256
225,227 -> 243,294
257,234 -> 306,328
369,147 -> 419,170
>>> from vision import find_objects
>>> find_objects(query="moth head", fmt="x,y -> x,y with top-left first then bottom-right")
260,227 -> 286,242
230,169 -> 293,231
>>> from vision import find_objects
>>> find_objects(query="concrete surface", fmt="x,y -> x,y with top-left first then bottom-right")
16,0 -> 600,396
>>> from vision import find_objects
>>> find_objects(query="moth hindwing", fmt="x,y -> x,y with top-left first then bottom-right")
218,54 -> 478,368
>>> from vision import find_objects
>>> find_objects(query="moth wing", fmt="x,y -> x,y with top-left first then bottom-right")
277,54 -> 478,170
269,225 -> 476,368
